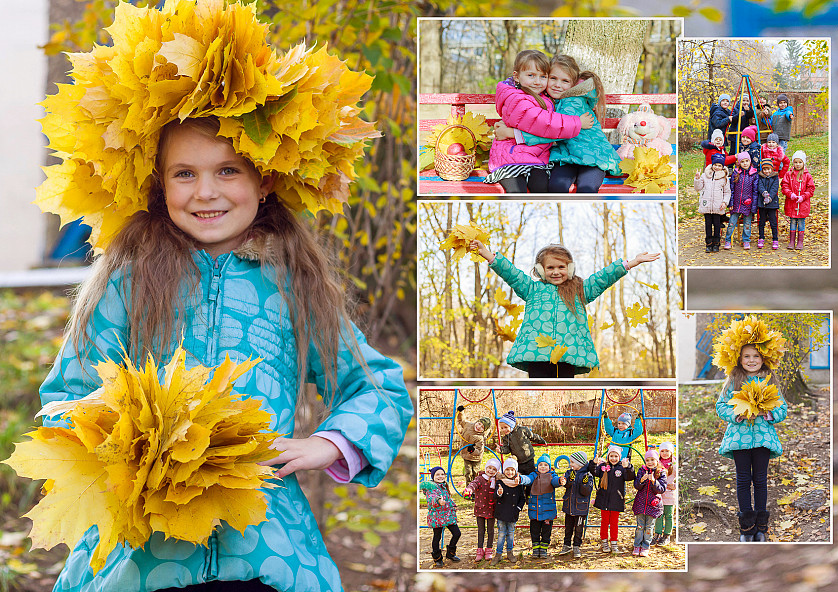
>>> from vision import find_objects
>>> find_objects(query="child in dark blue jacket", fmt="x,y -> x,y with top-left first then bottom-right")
492,458 -> 526,565
707,93 -> 732,144
520,453 -> 561,558
558,451 -> 594,559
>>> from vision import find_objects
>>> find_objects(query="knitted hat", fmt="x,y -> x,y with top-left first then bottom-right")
792,150 -> 806,164
658,442 -> 675,453
485,458 -> 502,473
760,158 -> 775,171
644,448 -> 660,461
713,314 -> 787,374
476,417 -> 492,431
499,411 -> 516,429
502,458 -> 518,472
719,93 -> 731,103
536,453 -> 552,467
767,132 -> 779,144
607,444 -> 623,458
776,93 -> 789,105
616,412 -> 632,425
710,153 -> 727,166
34,1 -> 379,252
710,129 -> 724,142
736,152 -> 752,163
429,466 -> 445,479
741,126 -> 757,143
570,451 -> 588,466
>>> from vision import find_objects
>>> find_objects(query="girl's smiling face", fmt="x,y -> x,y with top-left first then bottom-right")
712,163 -> 724,172
740,344 -> 764,374
645,457 -> 658,470
473,421 -> 485,433
161,124 -> 274,257
537,461 -> 550,473
504,467 -> 516,479
778,100 -> 788,109
485,464 -> 498,477
720,98 -> 730,109
546,64 -> 575,98
607,450 -> 621,464
738,157 -> 751,170
659,449 -> 672,460
513,65 -> 548,95
767,140 -> 778,150
432,470 -> 447,484
498,423 -> 511,436
793,158 -> 804,170
542,254 -> 570,285
616,421 -> 628,431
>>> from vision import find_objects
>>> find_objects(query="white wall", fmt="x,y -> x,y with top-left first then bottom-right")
0,0 -> 48,271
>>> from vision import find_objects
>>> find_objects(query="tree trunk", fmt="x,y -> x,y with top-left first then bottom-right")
661,204 -> 675,376
443,204 -> 453,375
419,20 -> 443,93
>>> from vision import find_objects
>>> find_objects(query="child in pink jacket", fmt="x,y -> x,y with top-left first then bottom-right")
781,150 -> 815,250
485,50 -> 590,194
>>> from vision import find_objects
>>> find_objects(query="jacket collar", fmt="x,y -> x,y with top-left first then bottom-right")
232,230 -> 276,262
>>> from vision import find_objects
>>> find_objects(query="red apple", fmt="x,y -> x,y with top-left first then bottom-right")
446,143 -> 466,156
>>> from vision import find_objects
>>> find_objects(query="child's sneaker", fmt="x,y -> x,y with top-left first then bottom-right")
743,241 -> 751,250
650,533 -> 661,546
757,238 -> 764,249
658,535 -> 670,546
772,240 -> 779,249
558,544 -> 573,555
572,546 -> 581,559
610,541 -> 619,553
639,547 -> 650,557
632,546 -> 640,556
724,241 -> 731,250
600,539 -> 610,552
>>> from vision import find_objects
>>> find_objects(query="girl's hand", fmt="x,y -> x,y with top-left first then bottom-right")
559,476 -> 567,486
621,458 -> 630,468
579,112 -> 595,130
493,121 -> 515,141
626,252 -> 661,269
468,239 -> 493,262
694,169 -> 701,179
594,456 -> 604,465
258,436 -> 342,479
497,485 -> 504,496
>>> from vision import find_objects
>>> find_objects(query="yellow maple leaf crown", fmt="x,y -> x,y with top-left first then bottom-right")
712,314 -> 787,375
36,0 -> 380,252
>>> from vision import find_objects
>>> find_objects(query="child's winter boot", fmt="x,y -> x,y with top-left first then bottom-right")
757,238 -> 764,249
724,240 -> 731,250
651,533 -> 662,546
445,545 -> 461,562
738,510 -> 757,542
796,230 -> 804,250
491,549 -> 502,565
743,241 -> 750,250
432,550 -> 444,568
788,231 -> 796,249
483,548 -> 493,562
474,547 -> 484,561
610,540 -> 619,553
507,549 -> 517,563
772,239 -> 779,249
658,534 -> 670,545
754,511 -> 770,542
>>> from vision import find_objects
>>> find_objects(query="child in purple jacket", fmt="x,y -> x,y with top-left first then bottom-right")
632,449 -> 667,557
724,152 -> 759,250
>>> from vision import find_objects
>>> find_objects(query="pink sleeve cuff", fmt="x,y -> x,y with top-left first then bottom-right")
313,431 -> 368,483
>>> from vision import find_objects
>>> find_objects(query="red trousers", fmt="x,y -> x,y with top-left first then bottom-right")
600,509 -> 620,541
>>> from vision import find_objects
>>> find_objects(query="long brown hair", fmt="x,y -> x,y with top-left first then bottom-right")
68,117 -> 363,405
550,54 -> 606,122
533,245 -> 585,315
512,50 -> 551,110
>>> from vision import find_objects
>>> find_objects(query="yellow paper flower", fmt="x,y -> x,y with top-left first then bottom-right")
729,375 -> 783,423
35,0 -> 380,251
712,314 -> 787,374
2,344 -> 279,573
424,112 -> 491,153
619,146 -> 675,193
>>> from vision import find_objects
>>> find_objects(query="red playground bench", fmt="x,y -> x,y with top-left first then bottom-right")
419,92 -> 676,195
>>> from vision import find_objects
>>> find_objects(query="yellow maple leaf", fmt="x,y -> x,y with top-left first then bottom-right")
3,344 -> 279,573
625,302 -> 650,327
637,280 -> 659,290
697,485 -> 719,497
550,345 -> 568,364
439,222 -> 490,262
620,146 -> 675,193
728,375 -> 782,423
690,522 -> 707,534
493,288 -> 524,317
494,317 -> 522,342
534,333 -> 556,348
600,321 -> 614,330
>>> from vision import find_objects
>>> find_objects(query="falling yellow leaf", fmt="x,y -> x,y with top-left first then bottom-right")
625,302 -> 650,327
697,485 -> 720,496
3,344 -> 279,573
494,288 -> 524,317
600,322 -> 614,330
534,333 -> 556,348
637,280 -> 659,290
494,317 -> 522,343
439,222 -> 490,262
550,345 -> 568,364
691,522 -> 707,534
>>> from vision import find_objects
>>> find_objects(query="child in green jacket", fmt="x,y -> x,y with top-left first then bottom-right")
470,239 -> 659,378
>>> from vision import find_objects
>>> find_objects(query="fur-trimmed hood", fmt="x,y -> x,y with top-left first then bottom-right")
553,76 -> 595,101
704,164 -> 729,180
232,230 -> 277,262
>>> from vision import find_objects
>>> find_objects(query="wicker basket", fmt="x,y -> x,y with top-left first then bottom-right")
433,124 -> 477,181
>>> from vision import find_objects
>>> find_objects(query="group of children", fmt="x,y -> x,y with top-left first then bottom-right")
484,49 -> 623,194
696,93 -> 814,253
422,409 -> 677,566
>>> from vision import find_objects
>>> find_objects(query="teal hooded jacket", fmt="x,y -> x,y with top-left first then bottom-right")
39,238 -> 413,592
488,253 -> 627,373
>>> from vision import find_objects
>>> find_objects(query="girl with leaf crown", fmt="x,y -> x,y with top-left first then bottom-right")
27,2 -> 412,591
469,239 -> 659,377
713,315 -> 787,543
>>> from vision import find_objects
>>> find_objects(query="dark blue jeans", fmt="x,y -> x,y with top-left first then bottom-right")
157,580 -> 273,591
548,164 -> 606,193
731,446 -> 771,512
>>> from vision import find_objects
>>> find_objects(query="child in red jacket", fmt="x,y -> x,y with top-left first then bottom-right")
781,150 -> 815,250
760,132 -> 790,179
700,129 -> 737,166
464,458 -> 501,562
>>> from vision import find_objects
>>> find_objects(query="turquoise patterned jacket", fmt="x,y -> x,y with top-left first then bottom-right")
39,242 -> 413,592
716,378 -> 787,459
488,254 -> 627,372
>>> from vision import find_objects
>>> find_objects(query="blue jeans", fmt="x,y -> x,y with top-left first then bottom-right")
496,520 -> 515,553
790,217 -> 806,232
634,514 -> 655,549
725,212 -> 753,243
779,139 -> 788,152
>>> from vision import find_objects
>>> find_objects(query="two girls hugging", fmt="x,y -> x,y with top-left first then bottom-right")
485,49 -> 622,194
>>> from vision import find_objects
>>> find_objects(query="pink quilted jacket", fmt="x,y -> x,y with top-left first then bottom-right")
488,78 -> 582,172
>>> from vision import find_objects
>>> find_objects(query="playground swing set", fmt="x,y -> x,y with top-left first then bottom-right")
419,388 -> 675,544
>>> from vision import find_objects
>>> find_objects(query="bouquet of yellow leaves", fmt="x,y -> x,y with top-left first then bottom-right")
3,345 -> 279,573
439,222 -> 490,262
619,146 -> 676,193
419,112 -> 492,171
713,314 -> 787,375
728,375 -> 783,424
